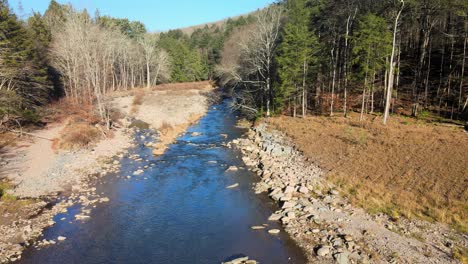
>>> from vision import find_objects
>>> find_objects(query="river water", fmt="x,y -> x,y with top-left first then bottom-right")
17,100 -> 307,264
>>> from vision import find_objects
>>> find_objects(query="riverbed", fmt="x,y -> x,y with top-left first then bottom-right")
16,100 -> 306,264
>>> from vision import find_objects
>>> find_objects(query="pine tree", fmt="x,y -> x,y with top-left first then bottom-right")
0,0 -> 50,126
352,13 -> 392,120
277,0 -> 319,116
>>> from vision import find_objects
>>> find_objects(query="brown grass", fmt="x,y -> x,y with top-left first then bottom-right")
268,112 -> 468,232
0,132 -> 17,151
152,81 -> 214,91
56,123 -> 102,150
130,89 -> 146,114
45,98 -> 100,125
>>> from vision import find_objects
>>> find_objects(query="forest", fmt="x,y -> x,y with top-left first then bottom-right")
218,0 -> 467,124
0,0 -> 467,131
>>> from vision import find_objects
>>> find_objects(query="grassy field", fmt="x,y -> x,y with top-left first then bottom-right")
268,112 -> 467,232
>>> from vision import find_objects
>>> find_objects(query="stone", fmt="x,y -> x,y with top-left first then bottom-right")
330,189 -> 339,195
129,119 -> 149,129
226,166 -> 239,172
191,132 -> 201,137
334,252 -> 349,264
133,169 -> 144,176
299,186 -> 309,194
57,236 -> 66,241
224,257 -> 249,264
316,246 -> 331,257
268,229 -> 280,234
75,214 -> 90,220
99,197 -> 110,203
284,186 -> 295,194
287,212 -> 296,219
268,214 -> 282,221
251,226 -> 266,230
282,201 -> 297,209
226,183 -> 239,189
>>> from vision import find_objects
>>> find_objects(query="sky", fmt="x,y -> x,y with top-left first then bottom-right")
10,0 -> 274,32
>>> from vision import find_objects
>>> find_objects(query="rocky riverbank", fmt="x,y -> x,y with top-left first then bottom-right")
231,123 -> 466,264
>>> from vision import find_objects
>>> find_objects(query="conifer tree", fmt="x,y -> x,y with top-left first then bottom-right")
277,0 -> 318,117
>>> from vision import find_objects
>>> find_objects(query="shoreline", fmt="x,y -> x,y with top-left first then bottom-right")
0,86 -> 216,262
231,122 -> 466,264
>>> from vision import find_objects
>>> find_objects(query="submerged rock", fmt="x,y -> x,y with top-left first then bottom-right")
251,226 -> 266,230
268,229 -> 280,234
226,183 -> 239,189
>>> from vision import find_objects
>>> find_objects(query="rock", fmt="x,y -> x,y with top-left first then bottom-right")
129,119 -> 150,129
268,229 -> 280,234
282,201 -> 297,209
334,252 -> 349,264
316,246 -> 331,257
57,236 -> 66,241
268,214 -> 282,221
75,214 -> 90,220
284,186 -> 295,194
133,169 -> 144,176
223,256 -> 249,264
287,212 -> 296,219
330,189 -> 339,195
226,183 -> 239,189
226,166 -> 238,172
251,226 -> 266,230
191,132 -> 201,137
299,186 -> 309,194
99,197 -> 110,203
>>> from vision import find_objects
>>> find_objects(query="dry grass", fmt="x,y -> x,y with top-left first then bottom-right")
130,89 -> 146,114
152,81 -> 214,91
0,132 -> 17,151
268,112 -> 468,232
45,98 -> 100,125
56,123 -> 102,150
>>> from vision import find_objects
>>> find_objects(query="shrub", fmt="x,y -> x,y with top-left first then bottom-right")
58,123 -> 101,150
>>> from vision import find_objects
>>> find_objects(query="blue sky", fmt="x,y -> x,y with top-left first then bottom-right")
10,0 -> 274,32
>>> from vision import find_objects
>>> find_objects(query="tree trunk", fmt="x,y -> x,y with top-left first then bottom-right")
383,0 -> 404,125
458,36 -> 466,110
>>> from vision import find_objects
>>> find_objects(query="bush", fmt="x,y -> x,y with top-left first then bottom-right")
58,123 -> 101,150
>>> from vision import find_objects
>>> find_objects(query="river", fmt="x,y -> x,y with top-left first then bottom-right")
17,100 -> 307,264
